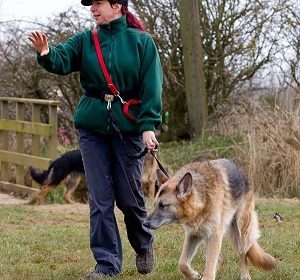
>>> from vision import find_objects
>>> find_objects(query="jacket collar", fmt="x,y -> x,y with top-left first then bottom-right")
99,15 -> 127,33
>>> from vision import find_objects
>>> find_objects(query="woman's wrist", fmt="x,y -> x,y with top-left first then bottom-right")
39,47 -> 50,56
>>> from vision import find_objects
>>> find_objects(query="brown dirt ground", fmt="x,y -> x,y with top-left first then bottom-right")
0,192 -> 29,205
0,192 -> 89,213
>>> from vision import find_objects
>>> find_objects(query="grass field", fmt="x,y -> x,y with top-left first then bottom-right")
0,199 -> 299,280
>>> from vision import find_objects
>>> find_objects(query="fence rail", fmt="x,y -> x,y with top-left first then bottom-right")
0,97 -> 59,197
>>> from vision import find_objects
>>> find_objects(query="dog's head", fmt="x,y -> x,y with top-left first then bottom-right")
144,169 -> 199,229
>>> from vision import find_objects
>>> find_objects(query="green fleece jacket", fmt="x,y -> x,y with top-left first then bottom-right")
37,15 -> 163,135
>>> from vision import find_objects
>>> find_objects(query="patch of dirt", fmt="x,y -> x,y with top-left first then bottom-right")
0,193 -> 29,205
0,192 -> 89,211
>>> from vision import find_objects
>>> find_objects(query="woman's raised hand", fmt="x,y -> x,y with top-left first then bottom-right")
28,31 -> 49,56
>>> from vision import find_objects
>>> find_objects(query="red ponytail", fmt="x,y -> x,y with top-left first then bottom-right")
107,1 -> 145,31
121,6 -> 145,31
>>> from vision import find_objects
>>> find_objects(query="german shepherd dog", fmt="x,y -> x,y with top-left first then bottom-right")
145,159 -> 276,280
29,150 -> 84,204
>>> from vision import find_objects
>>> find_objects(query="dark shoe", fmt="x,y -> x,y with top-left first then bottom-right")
136,245 -> 155,274
82,271 -> 109,280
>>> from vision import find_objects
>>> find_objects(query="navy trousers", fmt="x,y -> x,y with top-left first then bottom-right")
78,129 -> 153,275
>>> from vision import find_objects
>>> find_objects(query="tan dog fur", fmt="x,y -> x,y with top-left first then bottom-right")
142,152 -> 158,198
36,172 -> 82,204
145,159 -> 276,280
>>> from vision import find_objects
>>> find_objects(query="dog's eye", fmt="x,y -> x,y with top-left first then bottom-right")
158,202 -> 167,210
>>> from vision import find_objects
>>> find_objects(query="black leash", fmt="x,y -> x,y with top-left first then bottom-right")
108,110 -> 169,178
128,146 -> 169,178
149,150 -> 169,178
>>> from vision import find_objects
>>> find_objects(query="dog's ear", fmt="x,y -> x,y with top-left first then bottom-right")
176,172 -> 193,201
156,169 -> 168,185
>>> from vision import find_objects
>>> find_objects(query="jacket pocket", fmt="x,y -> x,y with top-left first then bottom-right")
73,95 -> 109,133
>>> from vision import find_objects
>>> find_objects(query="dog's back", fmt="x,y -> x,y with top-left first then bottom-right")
48,150 -> 84,185
30,150 -> 84,186
211,158 -> 250,198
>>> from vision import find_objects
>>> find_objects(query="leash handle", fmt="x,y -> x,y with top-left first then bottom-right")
122,99 -> 141,122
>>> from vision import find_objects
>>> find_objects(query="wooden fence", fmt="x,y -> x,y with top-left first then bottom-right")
0,97 -> 59,197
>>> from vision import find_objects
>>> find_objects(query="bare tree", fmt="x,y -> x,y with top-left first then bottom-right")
0,8 -> 93,143
198,0 -> 285,110
277,1 -> 300,92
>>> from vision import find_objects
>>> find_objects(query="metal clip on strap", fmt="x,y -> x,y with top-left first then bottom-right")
116,94 -> 126,104
104,94 -> 114,110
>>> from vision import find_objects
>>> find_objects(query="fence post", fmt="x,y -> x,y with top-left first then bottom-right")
0,100 -> 9,182
16,102 -> 25,185
31,103 -> 41,189
48,104 -> 58,159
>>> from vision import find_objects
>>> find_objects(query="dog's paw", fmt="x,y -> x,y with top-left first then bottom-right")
191,271 -> 203,280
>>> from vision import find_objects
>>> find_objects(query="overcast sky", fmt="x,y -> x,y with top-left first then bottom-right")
0,0 -> 89,21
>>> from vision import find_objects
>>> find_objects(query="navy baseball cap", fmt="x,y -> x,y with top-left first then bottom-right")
81,0 -> 128,6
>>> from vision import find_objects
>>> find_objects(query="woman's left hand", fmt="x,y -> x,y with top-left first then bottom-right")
142,131 -> 159,151
28,31 -> 49,56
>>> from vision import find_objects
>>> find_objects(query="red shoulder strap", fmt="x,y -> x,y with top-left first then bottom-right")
93,29 -> 119,95
93,29 -> 140,123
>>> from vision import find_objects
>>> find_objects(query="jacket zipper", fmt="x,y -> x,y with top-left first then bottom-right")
107,26 -> 114,133
108,27 -> 114,80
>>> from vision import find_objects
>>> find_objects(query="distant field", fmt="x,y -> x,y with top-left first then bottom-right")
0,199 -> 299,280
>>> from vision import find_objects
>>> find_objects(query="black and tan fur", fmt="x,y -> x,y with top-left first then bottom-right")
29,150 -> 84,204
145,159 -> 276,280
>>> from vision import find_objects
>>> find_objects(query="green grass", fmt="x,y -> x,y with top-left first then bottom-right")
158,133 -> 244,174
0,199 -> 299,280
6,134 -> 297,279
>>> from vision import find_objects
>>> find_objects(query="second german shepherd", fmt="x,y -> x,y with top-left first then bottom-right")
145,159 -> 276,280
29,150 -> 84,204
30,149 -> 160,204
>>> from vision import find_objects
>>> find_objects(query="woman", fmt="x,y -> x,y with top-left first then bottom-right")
28,0 -> 163,279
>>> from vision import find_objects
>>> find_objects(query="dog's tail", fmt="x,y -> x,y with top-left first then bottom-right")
246,241 -> 277,271
235,189 -> 276,272
29,166 -> 50,186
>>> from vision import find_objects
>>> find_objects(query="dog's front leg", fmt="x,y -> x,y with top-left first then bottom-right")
203,229 -> 224,280
37,185 -> 53,204
178,232 -> 203,280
